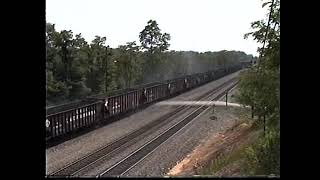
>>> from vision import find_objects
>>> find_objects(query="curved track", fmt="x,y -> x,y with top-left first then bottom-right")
98,81 -> 237,177
49,77 -> 238,177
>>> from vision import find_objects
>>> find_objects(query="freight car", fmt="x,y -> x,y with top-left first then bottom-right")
46,63 -> 246,143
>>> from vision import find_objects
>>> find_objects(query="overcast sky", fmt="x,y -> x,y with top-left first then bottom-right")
46,0 -> 268,56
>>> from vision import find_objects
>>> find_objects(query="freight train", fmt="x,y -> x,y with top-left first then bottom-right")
46,61 -> 251,143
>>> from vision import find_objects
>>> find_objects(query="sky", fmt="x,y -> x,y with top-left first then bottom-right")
46,0 -> 268,56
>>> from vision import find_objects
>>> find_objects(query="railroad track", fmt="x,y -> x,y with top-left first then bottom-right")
48,77 -> 238,177
98,80 -> 238,177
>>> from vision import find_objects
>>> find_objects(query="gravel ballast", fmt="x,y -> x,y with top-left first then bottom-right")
122,106 -> 249,177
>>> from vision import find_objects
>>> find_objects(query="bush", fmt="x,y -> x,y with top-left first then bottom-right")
242,128 -> 280,175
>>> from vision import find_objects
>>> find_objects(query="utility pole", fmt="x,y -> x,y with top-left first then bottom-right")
105,46 -> 109,94
264,114 -> 266,136
225,91 -> 228,107
263,106 -> 267,136
212,103 -> 215,114
251,105 -> 254,119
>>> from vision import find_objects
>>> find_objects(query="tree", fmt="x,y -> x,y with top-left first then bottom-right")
55,30 -> 74,82
46,23 -> 73,104
237,0 -> 280,175
85,36 -> 108,94
139,20 -> 171,82
239,0 -> 280,126
139,20 -> 171,54
114,41 -> 141,88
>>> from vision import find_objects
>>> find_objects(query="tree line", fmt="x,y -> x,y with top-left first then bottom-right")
236,0 -> 280,175
46,20 -> 255,106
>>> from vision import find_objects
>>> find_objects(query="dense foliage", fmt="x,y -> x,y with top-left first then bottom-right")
236,0 -> 280,175
46,20 -> 254,106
